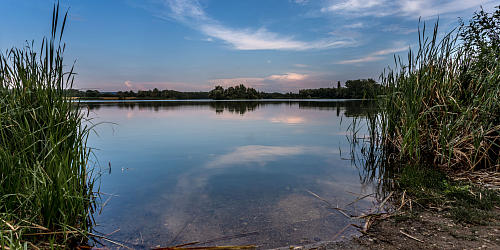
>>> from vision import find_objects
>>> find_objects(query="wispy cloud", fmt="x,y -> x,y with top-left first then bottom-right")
198,23 -> 356,51
344,22 -> 364,28
208,73 -> 310,89
68,14 -> 84,21
371,46 -> 409,56
125,81 -> 133,88
267,73 -> 309,82
294,64 -> 309,67
336,45 -> 408,64
322,0 -> 386,13
380,24 -> 417,34
167,0 -> 206,18
336,56 -> 386,65
328,29 -> 362,39
157,0 -> 360,50
321,0 -> 496,19
292,0 -> 309,5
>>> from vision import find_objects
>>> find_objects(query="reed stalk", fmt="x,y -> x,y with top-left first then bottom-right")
374,19 -> 500,171
0,3 -> 100,249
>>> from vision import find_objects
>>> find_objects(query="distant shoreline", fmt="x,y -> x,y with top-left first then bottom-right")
75,97 -> 370,101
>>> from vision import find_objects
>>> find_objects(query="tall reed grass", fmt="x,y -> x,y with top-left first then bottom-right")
0,3 -> 100,248
373,20 -> 500,171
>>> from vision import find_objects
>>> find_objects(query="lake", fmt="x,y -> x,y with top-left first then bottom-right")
86,99 -> 376,249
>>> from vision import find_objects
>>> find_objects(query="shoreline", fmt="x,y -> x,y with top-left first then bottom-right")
272,208 -> 500,250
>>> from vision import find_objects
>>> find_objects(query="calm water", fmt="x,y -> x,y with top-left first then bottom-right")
86,100 -> 375,249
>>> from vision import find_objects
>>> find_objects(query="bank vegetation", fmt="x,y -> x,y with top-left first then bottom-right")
372,6 -> 500,172
0,4 -> 100,249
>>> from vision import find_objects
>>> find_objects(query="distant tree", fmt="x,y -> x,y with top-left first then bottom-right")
65,89 -> 85,97
85,89 -> 100,97
344,78 -> 380,99
100,92 -> 115,97
152,88 -> 160,97
208,85 -> 261,100
137,90 -> 146,98
459,5 -> 500,74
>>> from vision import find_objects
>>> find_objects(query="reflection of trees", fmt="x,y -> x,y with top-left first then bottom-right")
208,85 -> 261,100
83,100 -> 375,116
208,101 -> 259,115
348,112 -> 397,200
85,101 -> 208,112
299,100 -> 375,117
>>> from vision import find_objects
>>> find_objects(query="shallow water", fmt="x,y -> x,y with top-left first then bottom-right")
86,100 -> 375,249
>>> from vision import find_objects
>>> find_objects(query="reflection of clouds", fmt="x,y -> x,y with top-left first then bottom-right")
176,172 -> 210,190
269,116 -> 306,124
206,145 -> 338,168
126,111 -> 133,119
215,111 -> 265,121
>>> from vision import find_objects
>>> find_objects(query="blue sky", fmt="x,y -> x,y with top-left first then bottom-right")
1,0 -> 498,93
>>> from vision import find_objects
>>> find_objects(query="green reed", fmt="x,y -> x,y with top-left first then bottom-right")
0,3 -> 100,248
373,20 -> 500,171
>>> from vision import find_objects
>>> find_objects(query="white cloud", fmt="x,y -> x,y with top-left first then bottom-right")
336,45 -> 408,64
344,22 -> 364,28
293,0 -> 309,5
380,24 -> 418,34
167,0 -> 205,18
294,64 -> 309,67
371,46 -> 409,56
68,14 -> 85,21
321,0 -> 496,19
159,0 -> 359,50
267,73 -> 309,82
125,81 -> 132,88
328,29 -> 362,39
400,0 -> 497,19
336,56 -> 385,64
208,73 -> 310,89
199,24 -> 357,50
322,0 -> 385,13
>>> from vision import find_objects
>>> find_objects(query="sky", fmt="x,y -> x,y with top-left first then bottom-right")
1,0 -> 498,93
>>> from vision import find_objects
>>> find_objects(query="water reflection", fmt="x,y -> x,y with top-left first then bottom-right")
269,116 -> 306,124
84,99 -> 374,117
206,145 -> 338,168
347,111 -> 397,201
87,100 -> 376,249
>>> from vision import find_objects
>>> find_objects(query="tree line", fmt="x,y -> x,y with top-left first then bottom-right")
208,84 -> 261,100
85,99 -> 374,117
66,88 -> 210,99
67,78 -> 382,100
275,78 -> 382,99
208,79 -> 381,100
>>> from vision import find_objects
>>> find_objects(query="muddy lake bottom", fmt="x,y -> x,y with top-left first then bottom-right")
95,206 -> 500,249
94,191 -> 371,248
